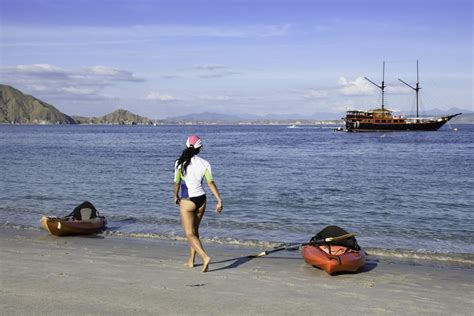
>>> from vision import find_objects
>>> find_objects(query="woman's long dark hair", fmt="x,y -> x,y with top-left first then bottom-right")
175,147 -> 201,175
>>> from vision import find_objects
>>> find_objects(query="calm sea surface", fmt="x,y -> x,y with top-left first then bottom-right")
1,124 -> 473,259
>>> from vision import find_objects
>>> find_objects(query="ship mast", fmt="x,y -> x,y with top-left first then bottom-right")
364,61 -> 386,110
398,60 -> 421,118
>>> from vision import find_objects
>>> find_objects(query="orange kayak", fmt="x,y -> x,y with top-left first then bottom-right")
301,244 -> 366,275
40,216 -> 107,236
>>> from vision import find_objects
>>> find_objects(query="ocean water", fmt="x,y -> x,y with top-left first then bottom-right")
1,124 -> 473,262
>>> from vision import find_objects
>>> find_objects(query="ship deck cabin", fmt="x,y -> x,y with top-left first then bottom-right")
346,108 -> 407,124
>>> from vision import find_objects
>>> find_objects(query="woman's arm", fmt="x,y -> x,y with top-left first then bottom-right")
207,181 -> 223,214
173,182 -> 181,205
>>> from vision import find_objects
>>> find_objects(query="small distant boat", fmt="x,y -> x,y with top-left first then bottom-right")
41,216 -> 107,236
344,61 -> 461,132
301,226 -> 366,275
287,124 -> 298,128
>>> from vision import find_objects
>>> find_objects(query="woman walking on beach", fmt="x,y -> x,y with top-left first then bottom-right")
174,135 -> 223,272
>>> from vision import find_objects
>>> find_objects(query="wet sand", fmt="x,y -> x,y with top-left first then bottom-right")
1,227 -> 473,315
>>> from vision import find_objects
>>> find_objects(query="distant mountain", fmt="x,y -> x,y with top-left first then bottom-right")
167,112 -> 245,121
451,113 -> 474,124
0,84 -> 75,124
72,109 -> 153,125
307,112 -> 344,120
400,107 -> 473,123
419,107 -> 473,116
167,111 -> 345,121
164,109 -> 474,125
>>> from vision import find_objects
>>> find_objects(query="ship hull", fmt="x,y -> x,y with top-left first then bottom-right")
346,113 -> 461,132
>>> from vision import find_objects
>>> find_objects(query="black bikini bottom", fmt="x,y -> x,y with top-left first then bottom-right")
190,194 -> 207,209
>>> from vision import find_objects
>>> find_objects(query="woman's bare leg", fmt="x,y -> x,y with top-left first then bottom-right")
180,200 -> 211,272
186,202 -> 206,268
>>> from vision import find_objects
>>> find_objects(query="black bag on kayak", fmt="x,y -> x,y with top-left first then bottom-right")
66,201 -> 99,221
310,225 -> 361,251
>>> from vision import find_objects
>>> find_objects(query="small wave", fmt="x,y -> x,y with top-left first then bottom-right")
365,247 -> 474,267
2,224 -> 473,268
105,214 -> 138,224
1,222 -> 41,231
103,230 -> 186,242
201,236 -> 284,249
105,214 -> 180,226
103,229 -> 284,249
105,230 -> 474,266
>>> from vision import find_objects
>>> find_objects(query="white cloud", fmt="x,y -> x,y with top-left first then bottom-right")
158,64 -> 239,80
27,84 -> 49,92
386,85 -> 412,94
79,66 -> 143,82
161,74 -> 181,79
303,89 -> 328,99
57,86 -> 111,101
198,95 -> 232,101
3,64 -> 143,83
196,64 -> 240,79
16,64 -> 63,73
338,76 -> 375,96
195,64 -> 227,71
193,64 -> 239,79
2,24 -> 292,48
144,92 -> 176,101
198,71 -> 239,79
61,86 -> 97,95
0,64 -> 143,102
12,64 -> 69,81
87,66 -> 122,76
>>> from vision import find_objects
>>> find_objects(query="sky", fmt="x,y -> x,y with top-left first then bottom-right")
0,0 -> 472,119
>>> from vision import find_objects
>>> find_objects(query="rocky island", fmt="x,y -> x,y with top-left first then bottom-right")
0,85 -> 153,125
0,84 -> 75,124
72,109 -> 152,125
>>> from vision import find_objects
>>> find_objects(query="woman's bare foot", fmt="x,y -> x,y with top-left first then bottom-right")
202,256 -> 211,272
184,257 -> 195,268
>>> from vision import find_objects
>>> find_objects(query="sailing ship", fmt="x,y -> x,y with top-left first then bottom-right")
344,61 -> 461,132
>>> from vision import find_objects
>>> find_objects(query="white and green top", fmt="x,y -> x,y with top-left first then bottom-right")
174,155 -> 213,198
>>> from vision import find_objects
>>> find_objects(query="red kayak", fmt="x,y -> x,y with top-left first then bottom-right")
40,216 -> 107,236
301,244 -> 366,275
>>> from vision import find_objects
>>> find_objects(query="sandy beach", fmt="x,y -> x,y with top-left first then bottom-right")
1,227 -> 472,315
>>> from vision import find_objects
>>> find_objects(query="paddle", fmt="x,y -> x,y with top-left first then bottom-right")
250,233 -> 357,258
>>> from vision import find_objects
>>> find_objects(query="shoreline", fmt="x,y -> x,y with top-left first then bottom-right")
3,223 -> 473,269
1,227 -> 473,315
2,122 -> 473,126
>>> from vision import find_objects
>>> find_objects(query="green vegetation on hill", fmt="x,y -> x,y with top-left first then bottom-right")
0,84 -> 153,125
0,84 -> 75,124
72,109 -> 152,125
